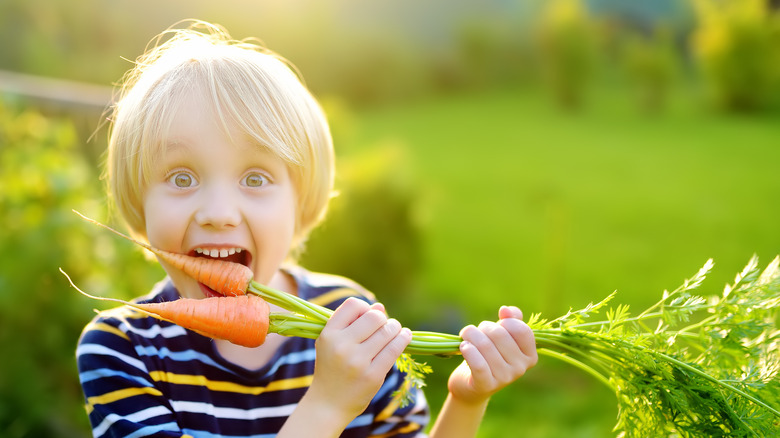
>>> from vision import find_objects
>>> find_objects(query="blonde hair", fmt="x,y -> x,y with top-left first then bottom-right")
106,20 -> 334,255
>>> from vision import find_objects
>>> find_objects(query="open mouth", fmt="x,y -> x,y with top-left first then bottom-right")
190,247 -> 252,297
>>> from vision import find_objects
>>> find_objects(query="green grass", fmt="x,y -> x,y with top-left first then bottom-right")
344,88 -> 780,317
334,88 -> 780,436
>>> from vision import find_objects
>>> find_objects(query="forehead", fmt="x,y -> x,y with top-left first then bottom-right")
147,77 -> 299,166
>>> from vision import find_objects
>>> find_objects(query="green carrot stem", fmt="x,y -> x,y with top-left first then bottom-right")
268,310 -> 462,355
534,334 -> 615,379
250,279 -> 464,355
249,281 -> 332,322
411,331 -> 463,341
537,348 -> 615,390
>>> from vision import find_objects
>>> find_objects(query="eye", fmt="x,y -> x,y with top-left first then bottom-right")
243,172 -> 268,188
168,171 -> 197,188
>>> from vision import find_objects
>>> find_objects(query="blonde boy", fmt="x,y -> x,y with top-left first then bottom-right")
78,20 -> 537,438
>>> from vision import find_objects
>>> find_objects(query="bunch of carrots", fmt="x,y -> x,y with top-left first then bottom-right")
67,211 -> 780,435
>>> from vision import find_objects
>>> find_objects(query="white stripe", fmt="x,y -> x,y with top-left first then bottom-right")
170,400 -> 297,420
120,320 -> 187,338
125,422 -> 181,438
181,428 -> 277,438
77,343 -> 148,372
93,406 -> 174,438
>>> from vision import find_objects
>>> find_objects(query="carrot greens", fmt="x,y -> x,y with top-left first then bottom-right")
528,256 -> 780,437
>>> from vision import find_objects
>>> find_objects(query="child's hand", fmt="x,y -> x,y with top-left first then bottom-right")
307,297 -> 412,423
447,306 -> 538,405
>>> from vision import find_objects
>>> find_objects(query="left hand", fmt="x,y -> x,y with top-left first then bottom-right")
447,306 -> 538,404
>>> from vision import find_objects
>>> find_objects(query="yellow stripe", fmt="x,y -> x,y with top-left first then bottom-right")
370,423 -> 422,438
84,321 -> 130,341
149,371 -> 312,395
309,287 -> 376,307
97,305 -> 142,319
85,386 -> 164,415
375,393 -> 401,422
123,311 -> 153,319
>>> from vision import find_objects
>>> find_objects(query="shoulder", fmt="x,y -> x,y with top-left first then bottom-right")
77,279 -> 187,355
287,265 -> 377,310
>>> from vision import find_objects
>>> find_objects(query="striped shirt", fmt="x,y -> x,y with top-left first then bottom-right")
77,265 -> 429,438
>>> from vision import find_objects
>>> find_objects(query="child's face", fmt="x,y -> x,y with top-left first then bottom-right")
142,91 -> 297,299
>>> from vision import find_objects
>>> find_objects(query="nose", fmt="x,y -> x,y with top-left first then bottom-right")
194,185 -> 242,229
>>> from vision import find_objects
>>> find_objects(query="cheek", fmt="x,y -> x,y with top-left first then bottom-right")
266,184 -> 298,239
246,193 -> 298,281
251,200 -> 297,249
281,190 -> 299,245
143,188 -> 187,251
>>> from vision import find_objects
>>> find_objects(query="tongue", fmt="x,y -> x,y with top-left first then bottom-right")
199,282 -> 224,298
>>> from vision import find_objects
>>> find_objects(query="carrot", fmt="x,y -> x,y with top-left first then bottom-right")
62,268 -> 269,347
73,210 -> 253,297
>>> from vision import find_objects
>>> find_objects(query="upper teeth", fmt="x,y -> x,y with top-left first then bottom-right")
195,247 -> 243,258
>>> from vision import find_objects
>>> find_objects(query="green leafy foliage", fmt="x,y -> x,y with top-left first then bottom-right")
0,102 -> 97,437
620,26 -> 680,113
535,0 -> 596,109
0,101 -> 163,438
690,0 -> 780,111
529,257 -> 780,437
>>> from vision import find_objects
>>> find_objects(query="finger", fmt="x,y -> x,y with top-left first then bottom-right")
474,321 -> 533,384
325,297 -> 371,331
344,308 -> 391,344
371,327 -> 412,371
361,317 -> 402,354
460,324 -> 505,377
498,305 -> 523,321
459,338 -> 492,383
499,318 -> 538,362
370,302 -> 386,314
481,321 -> 527,367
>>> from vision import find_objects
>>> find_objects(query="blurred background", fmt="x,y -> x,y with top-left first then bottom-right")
1,0 -> 779,436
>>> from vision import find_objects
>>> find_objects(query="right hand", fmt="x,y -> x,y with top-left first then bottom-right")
307,297 -> 412,422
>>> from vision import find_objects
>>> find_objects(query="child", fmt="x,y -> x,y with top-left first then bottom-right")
77,20 -> 537,438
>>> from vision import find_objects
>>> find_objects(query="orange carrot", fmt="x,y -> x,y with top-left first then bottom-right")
73,210 -> 253,297
62,269 -> 269,347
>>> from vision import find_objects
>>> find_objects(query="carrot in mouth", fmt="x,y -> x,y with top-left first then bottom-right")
73,210 -> 253,297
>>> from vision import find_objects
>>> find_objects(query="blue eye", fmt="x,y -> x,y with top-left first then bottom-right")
243,173 -> 268,187
169,171 -> 196,188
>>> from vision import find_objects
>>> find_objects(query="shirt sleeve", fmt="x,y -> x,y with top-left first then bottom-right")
77,313 -> 188,438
